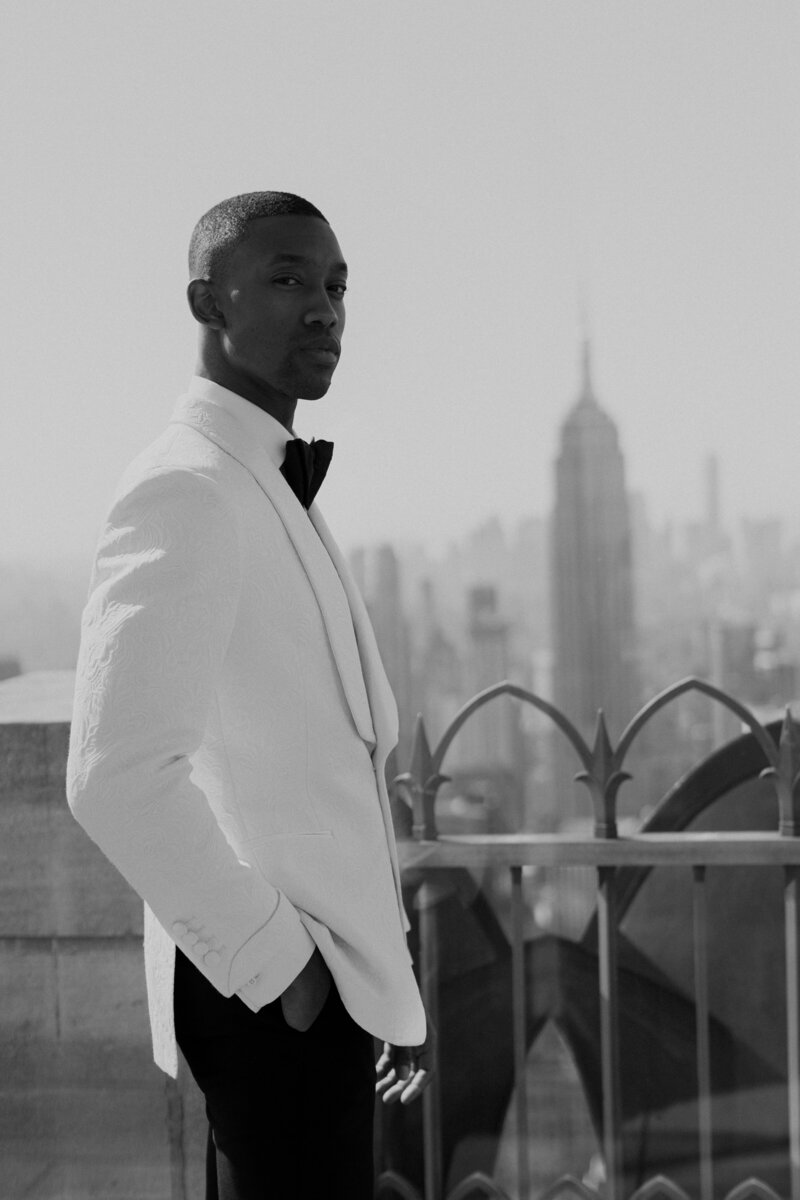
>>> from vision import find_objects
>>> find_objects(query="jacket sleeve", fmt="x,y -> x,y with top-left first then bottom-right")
66,466 -> 315,1008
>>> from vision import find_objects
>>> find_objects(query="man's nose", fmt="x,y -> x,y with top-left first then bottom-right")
304,290 -> 339,328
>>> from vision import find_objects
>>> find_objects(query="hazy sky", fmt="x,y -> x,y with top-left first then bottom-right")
3,1 -> 798,570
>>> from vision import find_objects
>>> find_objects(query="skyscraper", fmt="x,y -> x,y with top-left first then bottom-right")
551,341 -> 638,758
444,584 -> 526,831
361,544 -> 415,769
464,585 -> 517,773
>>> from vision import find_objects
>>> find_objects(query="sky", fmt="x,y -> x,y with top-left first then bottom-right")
2,1 -> 799,573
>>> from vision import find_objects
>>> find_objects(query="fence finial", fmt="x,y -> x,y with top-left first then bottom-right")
394,714 -> 448,841
761,707 -> 800,836
574,710 -> 631,838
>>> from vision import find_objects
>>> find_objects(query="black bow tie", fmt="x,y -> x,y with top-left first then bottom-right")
280,438 -> 334,509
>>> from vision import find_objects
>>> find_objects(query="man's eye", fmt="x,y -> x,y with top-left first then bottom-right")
329,284 -> 347,298
274,276 -> 301,287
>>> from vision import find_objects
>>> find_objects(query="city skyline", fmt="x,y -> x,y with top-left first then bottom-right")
2,2 -> 799,569
2,391 -> 797,674
2,345 -> 794,575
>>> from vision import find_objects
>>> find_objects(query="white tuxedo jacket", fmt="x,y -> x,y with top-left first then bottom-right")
67,381 -> 426,1076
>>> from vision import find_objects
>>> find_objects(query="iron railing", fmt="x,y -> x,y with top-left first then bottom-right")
379,678 -> 800,1200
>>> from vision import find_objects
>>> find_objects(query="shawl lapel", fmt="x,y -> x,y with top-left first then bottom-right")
169,396 -> 378,749
309,506 -> 399,755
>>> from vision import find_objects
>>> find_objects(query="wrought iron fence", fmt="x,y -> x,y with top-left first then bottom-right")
378,678 -> 800,1200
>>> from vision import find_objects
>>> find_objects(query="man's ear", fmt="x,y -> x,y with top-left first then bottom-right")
187,278 -> 226,328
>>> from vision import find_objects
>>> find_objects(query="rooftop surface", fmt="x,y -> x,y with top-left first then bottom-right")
0,670 -> 75,723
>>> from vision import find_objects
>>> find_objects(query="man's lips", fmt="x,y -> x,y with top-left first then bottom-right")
300,339 -> 340,366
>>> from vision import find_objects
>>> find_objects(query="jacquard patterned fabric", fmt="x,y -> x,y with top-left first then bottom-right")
67,387 -> 424,1077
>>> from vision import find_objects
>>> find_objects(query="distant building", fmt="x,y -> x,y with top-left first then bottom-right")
358,544 -> 415,770
551,342 -> 639,814
465,585 -> 515,769
439,585 -> 526,831
740,517 -> 787,623
414,577 -> 462,744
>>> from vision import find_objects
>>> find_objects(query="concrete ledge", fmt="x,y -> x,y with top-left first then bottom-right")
0,721 -> 71,789
0,722 -> 142,938
0,674 -> 204,1199
0,669 -> 75,725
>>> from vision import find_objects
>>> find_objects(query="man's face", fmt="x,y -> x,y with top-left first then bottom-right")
214,214 -> 347,403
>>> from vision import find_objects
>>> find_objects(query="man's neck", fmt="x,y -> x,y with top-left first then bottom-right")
194,363 -> 297,432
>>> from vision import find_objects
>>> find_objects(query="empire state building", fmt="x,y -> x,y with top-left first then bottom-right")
551,341 -> 638,750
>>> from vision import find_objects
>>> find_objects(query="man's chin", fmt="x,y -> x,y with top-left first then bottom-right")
297,376 -> 334,401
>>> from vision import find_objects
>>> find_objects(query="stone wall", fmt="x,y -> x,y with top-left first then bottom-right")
0,674 -> 205,1199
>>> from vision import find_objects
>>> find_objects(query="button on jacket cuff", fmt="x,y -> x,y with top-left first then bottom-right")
231,892 -> 316,1012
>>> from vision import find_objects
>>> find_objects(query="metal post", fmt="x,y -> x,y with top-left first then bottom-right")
786,866 -> 800,1200
511,866 -> 531,1199
692,866 -> 713,1200
418,880 -> 443,1200
597,866 -> 622,1200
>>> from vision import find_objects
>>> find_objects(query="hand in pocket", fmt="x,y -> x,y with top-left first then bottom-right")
279,947 -> 332,1031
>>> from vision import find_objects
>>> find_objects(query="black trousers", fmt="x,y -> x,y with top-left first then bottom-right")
174,948 -> 376,1199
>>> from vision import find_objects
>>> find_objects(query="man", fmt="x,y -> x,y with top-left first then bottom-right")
67,191 -> 431,1199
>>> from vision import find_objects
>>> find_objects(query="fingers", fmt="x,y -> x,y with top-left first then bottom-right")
375,1043 -> 393,1077
375,1042 -> 433,1105
376,1065 -> 431,1104
397,1067 -> 429,1105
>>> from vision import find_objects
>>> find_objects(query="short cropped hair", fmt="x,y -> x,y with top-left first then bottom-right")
188,191 -> 328,280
